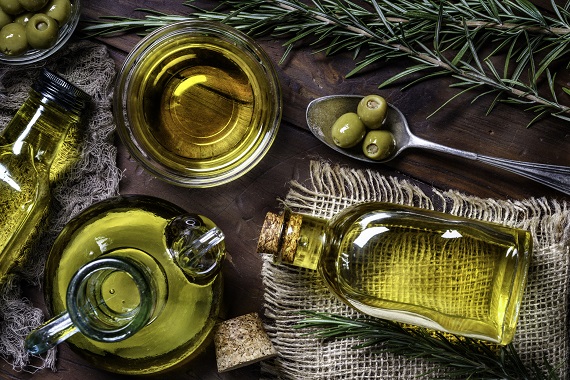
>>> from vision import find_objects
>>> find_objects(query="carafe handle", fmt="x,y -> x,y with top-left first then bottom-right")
25,312 -> 77,354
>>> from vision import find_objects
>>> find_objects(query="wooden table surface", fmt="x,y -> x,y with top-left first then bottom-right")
2,0 -> 569,379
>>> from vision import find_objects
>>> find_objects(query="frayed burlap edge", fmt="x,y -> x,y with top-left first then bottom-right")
0,40 -> 121,373
261,160 -> 569,379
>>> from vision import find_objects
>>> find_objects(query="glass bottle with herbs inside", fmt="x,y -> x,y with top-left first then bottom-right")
257,202 -> 532,345
0,68 -> 90,284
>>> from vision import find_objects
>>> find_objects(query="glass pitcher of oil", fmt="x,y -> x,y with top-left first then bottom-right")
25,195 -> 225,375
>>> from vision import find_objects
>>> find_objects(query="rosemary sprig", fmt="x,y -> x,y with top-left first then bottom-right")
295,311 -> 561,379
83,0 -> 570,125
81,10 -> 190,36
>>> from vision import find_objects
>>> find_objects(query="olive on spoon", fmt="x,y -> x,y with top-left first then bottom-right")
306,94 -> 570,195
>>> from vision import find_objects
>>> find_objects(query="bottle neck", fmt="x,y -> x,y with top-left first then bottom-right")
67,256 -> 157,342
2,91 -> 82,167
258,211 -> 327,270
25,256 -> 157,355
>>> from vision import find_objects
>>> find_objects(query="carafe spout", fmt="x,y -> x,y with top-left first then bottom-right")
165,214 -> 226,285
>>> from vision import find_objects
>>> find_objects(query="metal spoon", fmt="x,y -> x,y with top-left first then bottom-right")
307,94 -> 570,195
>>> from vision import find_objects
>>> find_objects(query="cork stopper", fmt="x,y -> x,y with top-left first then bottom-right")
281,213 -> 302,264
257,211 -> 303,264
214,312 -> 277,372
256,211 -> 283,256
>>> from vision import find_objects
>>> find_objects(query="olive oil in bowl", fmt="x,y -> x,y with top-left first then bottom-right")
115,21 -> 282,187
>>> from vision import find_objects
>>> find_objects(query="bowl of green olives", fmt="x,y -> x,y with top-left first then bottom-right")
0,0 -> 79,65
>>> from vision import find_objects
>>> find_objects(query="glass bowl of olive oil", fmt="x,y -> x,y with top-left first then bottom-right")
114,21 -> 282,188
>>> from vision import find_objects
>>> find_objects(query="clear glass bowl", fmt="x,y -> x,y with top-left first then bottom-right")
0,0 -> 81,66
114,21 -> 282,188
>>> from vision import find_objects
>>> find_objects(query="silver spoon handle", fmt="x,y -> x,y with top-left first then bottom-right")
410,136 -> 570,195
477,155 -> 570,195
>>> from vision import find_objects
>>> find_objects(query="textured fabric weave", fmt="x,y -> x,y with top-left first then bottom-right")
261,160 -> 569,379
0,41 -> 120,372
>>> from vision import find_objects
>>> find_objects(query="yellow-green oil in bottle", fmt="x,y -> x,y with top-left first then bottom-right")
0,144 -> 48,278
44,196 -> 224,375
261,202 -> 531,345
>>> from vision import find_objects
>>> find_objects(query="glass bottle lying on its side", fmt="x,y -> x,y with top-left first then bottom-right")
257,202 -> 532,345
0,68 -> 90,284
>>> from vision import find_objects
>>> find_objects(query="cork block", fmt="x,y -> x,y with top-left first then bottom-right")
214,312 -> 277,372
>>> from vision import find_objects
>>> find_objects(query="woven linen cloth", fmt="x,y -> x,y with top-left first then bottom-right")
0,41 -> 121,372
261,160 -> 570,379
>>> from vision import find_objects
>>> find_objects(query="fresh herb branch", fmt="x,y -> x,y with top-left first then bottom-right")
83,0 -> 570,125
295,311 -> 561,379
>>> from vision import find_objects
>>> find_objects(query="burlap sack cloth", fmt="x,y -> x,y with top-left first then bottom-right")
260,160 -> 569,379
0,41 -> 120,372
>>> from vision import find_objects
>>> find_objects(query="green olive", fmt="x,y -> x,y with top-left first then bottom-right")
14,11 -> 33,25
362,130 -> 395,161
18,0 -> 48,12
41,0 -> 70,25
0,0 -> 24,15
26,13 -> 58,49
0,22 -> 28,55
331,112 -> 366,148
0,7 -> 11,29
357,94 -> 388,129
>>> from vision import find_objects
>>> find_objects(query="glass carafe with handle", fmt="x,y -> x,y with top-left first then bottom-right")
25,195 -> 225,375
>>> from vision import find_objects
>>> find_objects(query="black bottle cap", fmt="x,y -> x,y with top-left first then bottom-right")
32,68 -> 91,113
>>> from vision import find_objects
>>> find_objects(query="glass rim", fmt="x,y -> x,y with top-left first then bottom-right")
66,256 -> 155,343
113,20 -> 282,188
